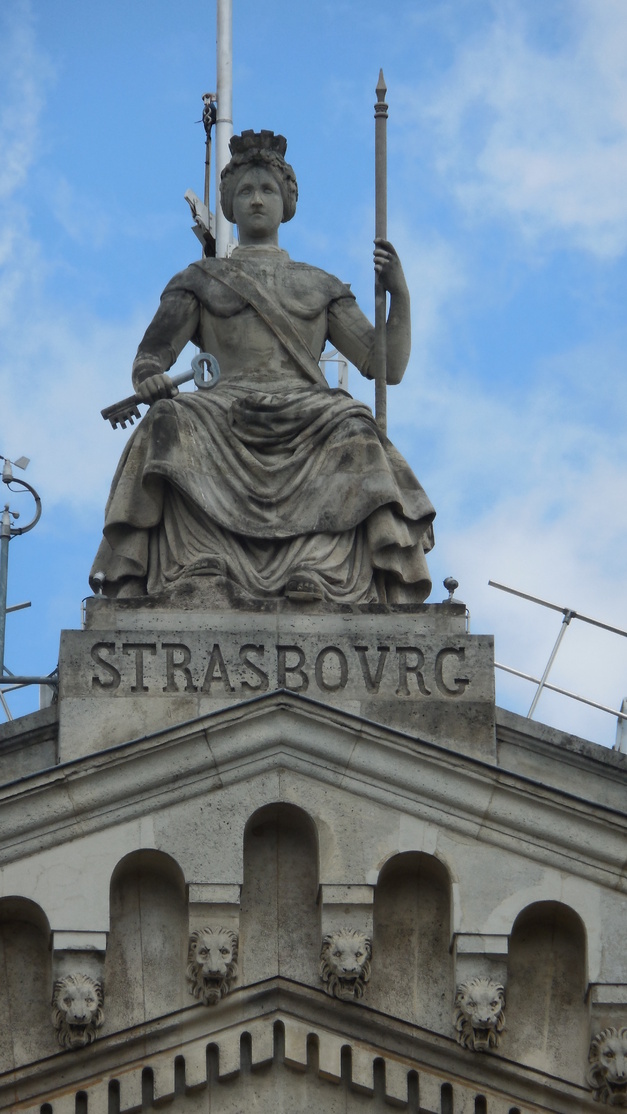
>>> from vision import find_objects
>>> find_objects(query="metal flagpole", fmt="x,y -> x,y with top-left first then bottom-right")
374,70 -> 388,436
215,0 -> 234,258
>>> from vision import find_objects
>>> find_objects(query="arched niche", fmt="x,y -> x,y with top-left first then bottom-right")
0,897 -> 56,1069
239,803 -> 320,987
104,850 -> 188,1031
369,852 -> 452,1031
505,900 -> 588,1081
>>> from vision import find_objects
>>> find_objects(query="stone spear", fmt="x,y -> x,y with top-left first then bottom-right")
374,69 -> 388,436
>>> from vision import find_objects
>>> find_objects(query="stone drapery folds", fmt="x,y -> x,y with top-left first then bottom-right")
91,252 -> 434,606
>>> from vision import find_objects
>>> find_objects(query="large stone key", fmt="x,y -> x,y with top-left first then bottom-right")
101,351 -> 221,429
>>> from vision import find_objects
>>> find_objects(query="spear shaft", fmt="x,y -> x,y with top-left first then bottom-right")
374,69 -> 388,436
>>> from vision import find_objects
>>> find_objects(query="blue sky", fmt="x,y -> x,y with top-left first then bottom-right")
1,0 -> 626,745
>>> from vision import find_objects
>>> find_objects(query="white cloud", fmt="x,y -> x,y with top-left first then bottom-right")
0,4 -> 51,327
411,0 -> 627,256
0,3 -> 170,513
386,330 -> 627,748
1,0 -> 624,751
389,218 -> 466,368
1,309 -> 150,510
0,3 -> 48,202
49,177 -> 113,249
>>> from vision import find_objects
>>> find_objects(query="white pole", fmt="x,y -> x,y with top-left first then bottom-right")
215,0 -> 234,257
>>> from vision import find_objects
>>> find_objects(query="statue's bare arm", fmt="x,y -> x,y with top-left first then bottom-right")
131,290 -> 201,403
327,241 -> 411,385
374,239 -> 411,385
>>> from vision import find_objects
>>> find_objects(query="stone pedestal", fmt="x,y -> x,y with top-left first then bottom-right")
57,599 -> 495,762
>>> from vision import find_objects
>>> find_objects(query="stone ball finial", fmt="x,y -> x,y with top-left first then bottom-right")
443,577 -> 459,601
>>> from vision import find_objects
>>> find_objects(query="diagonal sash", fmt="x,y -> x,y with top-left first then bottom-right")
204,261 -> 329,388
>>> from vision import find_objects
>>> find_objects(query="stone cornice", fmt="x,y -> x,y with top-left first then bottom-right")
0,691 -> 624,887
0,978 -> 599,1114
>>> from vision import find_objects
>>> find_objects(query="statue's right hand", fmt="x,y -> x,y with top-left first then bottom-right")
135,373 -> 179,405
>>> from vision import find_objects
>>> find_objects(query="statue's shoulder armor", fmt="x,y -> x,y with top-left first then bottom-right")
279,260 -> 354,318
162,259 -> 247,315
285,260 -> 353,299
160,258 -> 354,319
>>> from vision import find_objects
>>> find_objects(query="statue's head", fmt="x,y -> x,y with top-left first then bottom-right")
220,130 -> 298,224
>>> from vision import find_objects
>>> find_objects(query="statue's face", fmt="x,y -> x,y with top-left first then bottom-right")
232,166 -> 284,243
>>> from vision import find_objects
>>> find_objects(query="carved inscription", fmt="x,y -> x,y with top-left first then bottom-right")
89,639 -> 471,700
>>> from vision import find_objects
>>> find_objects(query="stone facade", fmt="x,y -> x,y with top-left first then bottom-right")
0,602 -> 625,1113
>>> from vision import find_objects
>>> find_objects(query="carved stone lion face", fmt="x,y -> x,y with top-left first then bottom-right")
588,1028 -> 627,1106
51,973 -> 104,1050
319,929 -> 372,1001
454,977 -> 506,1052
187,927 -> 239,1005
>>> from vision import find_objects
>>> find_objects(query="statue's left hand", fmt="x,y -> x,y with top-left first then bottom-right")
374,239 -> 408,296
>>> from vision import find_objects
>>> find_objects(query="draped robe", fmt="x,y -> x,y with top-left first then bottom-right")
91,245 -> 435,604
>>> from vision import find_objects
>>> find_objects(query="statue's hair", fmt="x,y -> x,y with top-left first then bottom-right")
220,130 -> 298,224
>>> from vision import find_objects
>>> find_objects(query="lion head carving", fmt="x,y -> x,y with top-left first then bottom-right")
51,973 -> 104,1050
453,977 -> 506,1052
187,927 -> 239,1005
588,1027 -> 627,1106
319,929 -> 372,1001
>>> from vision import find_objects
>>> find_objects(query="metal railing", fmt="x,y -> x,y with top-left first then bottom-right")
490,580 -> 627,751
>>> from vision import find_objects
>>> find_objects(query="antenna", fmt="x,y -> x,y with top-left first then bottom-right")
185,93 -> 217,257
184,0 -> 234,259
0,455 -> 57,720
320,348 -> 349,391
489,579 -> 627,750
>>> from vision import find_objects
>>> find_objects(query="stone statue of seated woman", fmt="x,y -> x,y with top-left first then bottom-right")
90,130 -> 435,606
